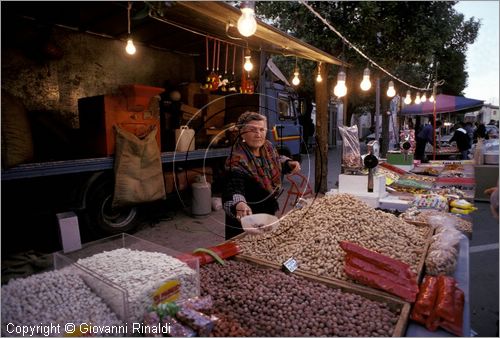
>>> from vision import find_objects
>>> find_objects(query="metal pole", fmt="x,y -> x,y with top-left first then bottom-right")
432,83 -> 437,161
375,77 -> 380,142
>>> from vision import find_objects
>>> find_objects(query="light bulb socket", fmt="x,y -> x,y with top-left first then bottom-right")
240,1 -> 255,11
337,69 -> 346,82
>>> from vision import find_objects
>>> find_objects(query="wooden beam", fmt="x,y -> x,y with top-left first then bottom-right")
314,63 -> 330,193
175,2 -> 344,65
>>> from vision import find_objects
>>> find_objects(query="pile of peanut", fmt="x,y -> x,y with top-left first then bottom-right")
237,194 -> 427,281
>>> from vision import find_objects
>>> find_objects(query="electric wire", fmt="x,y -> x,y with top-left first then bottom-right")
299,0 -> 434,92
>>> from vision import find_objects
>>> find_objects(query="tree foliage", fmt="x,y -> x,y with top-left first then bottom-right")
256,1 -> 480,111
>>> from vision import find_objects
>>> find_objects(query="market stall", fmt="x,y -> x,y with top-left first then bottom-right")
1,190 -> 473,337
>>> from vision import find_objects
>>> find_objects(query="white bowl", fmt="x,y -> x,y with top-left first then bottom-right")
240,213 -> 279,235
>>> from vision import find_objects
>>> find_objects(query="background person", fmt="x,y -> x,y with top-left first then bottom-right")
449,121 -> 471,160
485,184 -> 499,220
474,123 -> 489,143
222,112 -> 300,240
415,120 -> 442,162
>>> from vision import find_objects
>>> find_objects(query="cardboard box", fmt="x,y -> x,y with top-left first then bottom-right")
180,103 -> 202,121
338,174 -> 386,196
179,82 -> 202,107
194,94 -> 225,128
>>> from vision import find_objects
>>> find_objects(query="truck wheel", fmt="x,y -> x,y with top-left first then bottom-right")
84,177 -> 141,236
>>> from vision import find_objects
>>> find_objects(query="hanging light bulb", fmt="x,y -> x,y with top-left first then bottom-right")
415,92 -> 421,104
421,92 -> 427,103
386,80 -> 396,97
404,90 -> 412,104
243,49 -> 253,72
292,68 -> 300,86
126,38 -> 136,55
291,58 -> 300,86
237,1 -> 257,37
125,2 -> 136,55
316,62 -> 322,83
429,94 -> 435,103
360,67 -> 371,91
333,69 -> 347,97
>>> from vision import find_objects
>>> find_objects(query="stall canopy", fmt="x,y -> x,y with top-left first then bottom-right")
400,94 -> 484,115
2,1 -> 344,66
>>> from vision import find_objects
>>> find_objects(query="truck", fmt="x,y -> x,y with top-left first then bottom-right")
1,2 -> 338,251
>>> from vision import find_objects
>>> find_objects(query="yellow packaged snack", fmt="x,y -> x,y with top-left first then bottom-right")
450,207 -> 477,215
450,199 -> 474,210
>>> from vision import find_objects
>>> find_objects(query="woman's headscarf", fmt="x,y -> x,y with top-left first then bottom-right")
225,138 -> 282,196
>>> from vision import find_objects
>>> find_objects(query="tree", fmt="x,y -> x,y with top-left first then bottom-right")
256,1 -> 480,110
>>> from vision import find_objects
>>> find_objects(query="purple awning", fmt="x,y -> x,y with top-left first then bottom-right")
400,94 -> 484,115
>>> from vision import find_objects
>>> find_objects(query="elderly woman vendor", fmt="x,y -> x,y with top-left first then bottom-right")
222,111 -> 301,239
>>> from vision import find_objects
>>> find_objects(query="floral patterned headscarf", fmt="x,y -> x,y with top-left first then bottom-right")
225,139 -> 282,195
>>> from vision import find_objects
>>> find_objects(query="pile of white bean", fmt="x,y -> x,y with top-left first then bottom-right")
1,268 -> 122,337
76,248 -> 198,321
237,194 -> 427,281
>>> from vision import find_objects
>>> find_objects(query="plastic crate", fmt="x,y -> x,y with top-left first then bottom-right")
56,233 -> 200,323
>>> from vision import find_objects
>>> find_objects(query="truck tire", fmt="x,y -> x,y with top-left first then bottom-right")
84,177 -> 141,236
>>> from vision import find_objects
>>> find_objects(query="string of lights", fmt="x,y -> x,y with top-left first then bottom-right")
299,0 -> 432,92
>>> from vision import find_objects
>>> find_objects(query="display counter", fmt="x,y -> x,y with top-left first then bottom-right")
406,236 -> 470,337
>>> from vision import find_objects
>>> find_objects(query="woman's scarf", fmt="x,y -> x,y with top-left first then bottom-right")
225,139 -> 282,195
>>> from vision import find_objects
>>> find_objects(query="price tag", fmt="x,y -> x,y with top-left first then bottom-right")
282,257 -> 298,273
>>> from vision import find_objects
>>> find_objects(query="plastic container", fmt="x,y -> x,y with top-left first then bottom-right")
175,125 -> 195,152
56,233 -> 200,323
241,213 -> 280,235
192,181 -> 212,216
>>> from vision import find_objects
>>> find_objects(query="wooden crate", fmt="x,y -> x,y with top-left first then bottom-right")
234,220 -> 433,301
194,94 -> 225,129
78,85 -> 163,156
232,254 -> 411,337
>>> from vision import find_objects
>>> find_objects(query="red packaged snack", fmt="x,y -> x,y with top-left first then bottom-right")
340,241 -> 416,281
344,264 -> 418,302
410,306 -> 427,325
413,275 -> 438,316
346,254 -> 417,288
436,275 -> 457,322
440,288 -> 465,336
425,307 -> 441,332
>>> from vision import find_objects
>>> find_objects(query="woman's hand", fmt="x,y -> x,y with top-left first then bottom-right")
288,160 -> 301,174
235,201 -> 252,220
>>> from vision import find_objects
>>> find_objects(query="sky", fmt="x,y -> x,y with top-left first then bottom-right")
455,1 -> 499,106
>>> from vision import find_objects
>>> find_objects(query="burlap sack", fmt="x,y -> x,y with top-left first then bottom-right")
112,125 -> 166,208
1,90 -> 34,168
